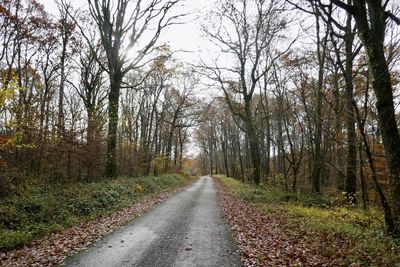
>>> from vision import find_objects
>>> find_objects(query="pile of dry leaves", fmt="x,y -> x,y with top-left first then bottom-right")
0,184 -> 190,267
215,180 -> 352,266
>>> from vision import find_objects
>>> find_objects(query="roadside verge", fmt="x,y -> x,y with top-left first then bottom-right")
0,174 -> 195,267
214,175 -> 400,266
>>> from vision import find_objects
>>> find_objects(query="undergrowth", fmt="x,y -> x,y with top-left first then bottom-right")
215,175 -> 400,266
0,173 -> 191,251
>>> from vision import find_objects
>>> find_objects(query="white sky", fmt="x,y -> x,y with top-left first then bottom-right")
38,0 -> 223,104
38,0 -> 217,67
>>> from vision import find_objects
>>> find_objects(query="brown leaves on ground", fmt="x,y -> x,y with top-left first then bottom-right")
215,180 -> 352,267
0,186 -> 189,267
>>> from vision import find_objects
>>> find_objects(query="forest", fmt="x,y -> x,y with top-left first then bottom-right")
195,0 -> 400,238
1,0 -> 400,266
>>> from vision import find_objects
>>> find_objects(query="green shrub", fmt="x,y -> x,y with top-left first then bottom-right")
0,230 -> 32,251
72,199 -> 95,216
0,204 -> 19,229
0,173 -> 191,251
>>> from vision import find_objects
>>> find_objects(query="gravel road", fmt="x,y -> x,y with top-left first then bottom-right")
62,176 -> 242,267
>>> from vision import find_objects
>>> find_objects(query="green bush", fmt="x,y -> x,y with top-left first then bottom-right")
0,205 -> 19,229
0,173 -> 191,251
72,199 -> 95,216
0,230 -> 32,251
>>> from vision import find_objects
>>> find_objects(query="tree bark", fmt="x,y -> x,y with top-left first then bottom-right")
310,6 -> 328,193
331,0 -> 400,237
343,10 -> 357,203
105,73 -> 122,177
353,0 -> 400,236
245,100 -> 261,184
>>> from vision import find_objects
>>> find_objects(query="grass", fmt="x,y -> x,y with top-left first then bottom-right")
0,173 -> 192,251
215,175 -> 400,266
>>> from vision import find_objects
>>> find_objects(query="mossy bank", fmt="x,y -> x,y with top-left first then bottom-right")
0,173 -> 192,251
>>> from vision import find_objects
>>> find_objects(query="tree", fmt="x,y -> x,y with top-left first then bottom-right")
55,0 -> 75,137
86,0 -> 183,177
202,0 -> 289,184
162,71 -> 204,173
319,0 -> 400,237
75,44 -> 107,180
326,1 -> 360,203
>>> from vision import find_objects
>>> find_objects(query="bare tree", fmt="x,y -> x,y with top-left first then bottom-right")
327,5 -> 360,203
56,0 -> 75,137
86,0 -> 184,177
303,0 -> 400,237
202,0 -> 290,184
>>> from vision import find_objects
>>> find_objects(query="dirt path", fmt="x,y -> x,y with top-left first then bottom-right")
62,176 -> 242,267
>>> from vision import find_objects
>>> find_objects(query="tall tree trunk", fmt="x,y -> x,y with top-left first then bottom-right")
310,7 -> 328,193
179,140 -> 184,171
265,96 -> 271,178
58,42 -> 66,136
353,1 -> 400,236
333,68 -> 345,190
236,132 -> 245,181
311,83 -> 322,193
105,73 -> 122,178
245,100 -> 261,184
86,108 -> 94,180
331,0 -> 400,237
221,131 -> 230,177
343,11 -> 357,203
354,100 -> 395,234
359,143 -> 369,210
368,49 -> 400,235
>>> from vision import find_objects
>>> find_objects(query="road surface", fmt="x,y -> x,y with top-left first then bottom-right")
62,176 -> 242,267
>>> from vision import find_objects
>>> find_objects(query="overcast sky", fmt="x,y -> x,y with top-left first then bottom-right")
38,0 -> 217,67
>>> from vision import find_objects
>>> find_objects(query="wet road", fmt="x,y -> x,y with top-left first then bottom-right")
62,176 -> 242,267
